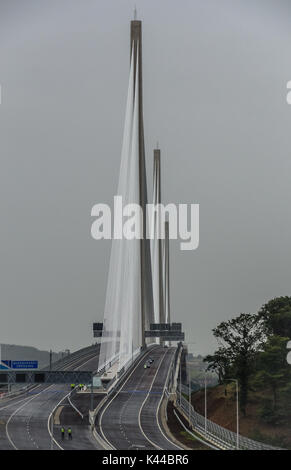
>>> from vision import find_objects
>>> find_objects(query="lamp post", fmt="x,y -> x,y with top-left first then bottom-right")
188,360 -> 191,425
185,342 -> 195,427
50,410 -> 54,450
225,378 -> 239,449
204,373 -> 207,434
179,360 -> 182,405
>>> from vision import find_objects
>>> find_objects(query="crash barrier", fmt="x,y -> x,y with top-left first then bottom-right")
176,391 -> 283,451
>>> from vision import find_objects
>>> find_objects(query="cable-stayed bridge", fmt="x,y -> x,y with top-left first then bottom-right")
98,16 -> 172,377
0,14 -> 183,452
0,15 -> 280,452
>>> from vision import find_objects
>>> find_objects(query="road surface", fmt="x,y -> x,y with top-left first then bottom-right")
98,346 -> 182,450
0,345 -> 181,450
0,346 -> 100,450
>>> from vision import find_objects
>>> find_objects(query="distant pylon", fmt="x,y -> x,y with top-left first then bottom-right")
152,148 -> 165,333
164,220 -> 171,346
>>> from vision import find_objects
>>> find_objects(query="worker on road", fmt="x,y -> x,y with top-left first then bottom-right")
61,427 -> 65,440
68,427 -> 72,440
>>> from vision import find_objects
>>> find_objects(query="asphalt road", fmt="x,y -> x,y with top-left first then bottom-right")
0,345 -> 181,450
0,346 -> 100,450
98,346 -> 182,450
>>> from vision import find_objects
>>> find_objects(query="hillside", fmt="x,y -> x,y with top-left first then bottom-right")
191,383 -> 291,449
0,344 -> 65,369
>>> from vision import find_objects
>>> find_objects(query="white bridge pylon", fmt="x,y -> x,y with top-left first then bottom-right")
99,42 -> 150,373
98,20 -> 171,374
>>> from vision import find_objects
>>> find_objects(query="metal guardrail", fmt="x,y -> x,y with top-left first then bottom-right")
173,408 -> 219,450
68,387 -> 84,420
46,344 -> 100,371
176,390 -> 283,450
179,383 -> 190,396
99,348 -> 145,394
165,343 -> 182,392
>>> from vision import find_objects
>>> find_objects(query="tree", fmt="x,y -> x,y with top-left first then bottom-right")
258,296 -> 291,338
204,348 -> 230,384
254,335 -> 291,412
212,313 -> 265,415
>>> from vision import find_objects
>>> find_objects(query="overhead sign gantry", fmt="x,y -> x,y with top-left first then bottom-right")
0,370 -> 92,384
145,323 -> 185,341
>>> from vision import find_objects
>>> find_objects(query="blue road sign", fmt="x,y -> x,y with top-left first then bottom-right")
12,361 -> 38,369
2,360 -> 38,369
1,360 -> 38,369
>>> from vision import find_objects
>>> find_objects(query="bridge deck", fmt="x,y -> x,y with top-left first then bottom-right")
98,346 -> 182,450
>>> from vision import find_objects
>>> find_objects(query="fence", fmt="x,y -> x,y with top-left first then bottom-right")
176,388 -> 283,450
165,342 -> 183,392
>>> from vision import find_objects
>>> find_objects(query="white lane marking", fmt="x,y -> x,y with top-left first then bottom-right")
6,388 -> 55,450
137,351 -> 168,450
138,349 -> 183,450
47,392 -> 70,450
99,348 -> 155,449
5,351 -> 98,450
26,414 -> 39,449
117,361 -> 149,447
0,393 -> 41,412
47,352 -> 100,450
154,350 -> 183,450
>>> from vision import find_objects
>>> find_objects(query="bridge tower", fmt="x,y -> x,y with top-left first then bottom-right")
152,148 -> 165,329
164,220 -> 171,346
131,17 -> 154,348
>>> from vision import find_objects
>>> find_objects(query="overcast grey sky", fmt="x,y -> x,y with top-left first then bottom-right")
1,0 -> 291,355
